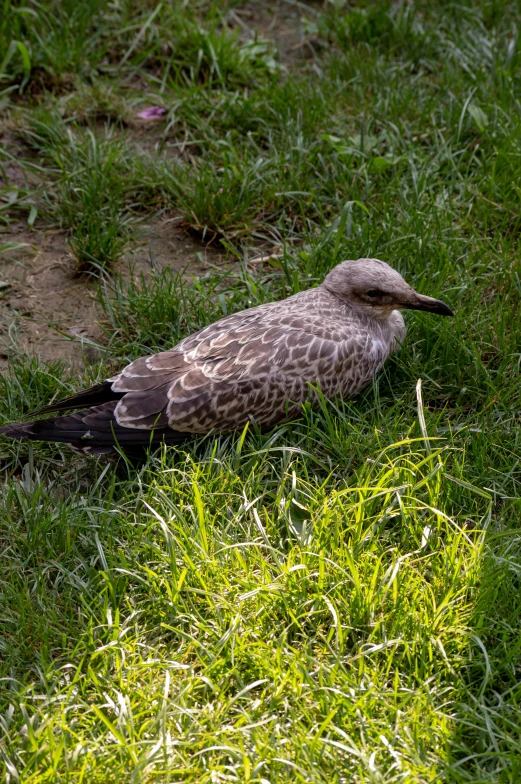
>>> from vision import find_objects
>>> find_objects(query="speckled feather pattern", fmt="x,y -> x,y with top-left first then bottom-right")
110,285 -> 406,432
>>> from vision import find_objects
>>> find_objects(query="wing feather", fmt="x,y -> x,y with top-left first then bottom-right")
111,309 -> 341,432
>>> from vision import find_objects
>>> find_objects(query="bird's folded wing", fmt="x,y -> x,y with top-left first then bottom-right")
110,314 -> 342,432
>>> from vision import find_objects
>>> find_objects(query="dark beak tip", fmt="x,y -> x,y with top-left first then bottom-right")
437,301 -> 455,317
407,295 -> 455,317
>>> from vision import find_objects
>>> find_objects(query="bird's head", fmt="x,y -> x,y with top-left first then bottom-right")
322,258 -> 454,319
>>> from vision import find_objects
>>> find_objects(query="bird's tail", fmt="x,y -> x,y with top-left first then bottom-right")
0,402 -> 187,455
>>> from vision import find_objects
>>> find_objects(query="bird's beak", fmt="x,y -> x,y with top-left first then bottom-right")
402,291 -> 454,317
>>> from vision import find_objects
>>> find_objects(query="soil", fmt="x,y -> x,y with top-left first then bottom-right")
0,220 -> 222,373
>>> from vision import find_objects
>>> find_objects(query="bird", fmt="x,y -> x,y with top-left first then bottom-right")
0,258 -> 453,455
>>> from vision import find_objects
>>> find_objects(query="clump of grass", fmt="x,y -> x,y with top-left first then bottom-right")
23,111 -> 135,272
57,82 -> 131,125
164,21 -> 278,88
0,0 -> 111,91
165,149 -> 277,240
57,135 -> 134,274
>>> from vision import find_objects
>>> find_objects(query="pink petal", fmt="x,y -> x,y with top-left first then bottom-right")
137,106 -> 167,119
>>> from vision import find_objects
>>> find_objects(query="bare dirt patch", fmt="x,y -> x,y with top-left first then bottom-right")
0,219 -> 224,374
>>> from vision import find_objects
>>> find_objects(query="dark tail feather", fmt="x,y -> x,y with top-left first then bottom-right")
0,402 -> 189,455
27,381 -> 122,417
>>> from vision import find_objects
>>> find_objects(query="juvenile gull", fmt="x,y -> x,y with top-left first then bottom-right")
0,258 -> 453,454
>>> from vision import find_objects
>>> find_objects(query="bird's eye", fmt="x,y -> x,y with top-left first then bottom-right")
366,289 -> 385,298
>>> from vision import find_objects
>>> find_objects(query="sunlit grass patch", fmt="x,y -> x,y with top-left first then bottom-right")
0,430 -> 490,782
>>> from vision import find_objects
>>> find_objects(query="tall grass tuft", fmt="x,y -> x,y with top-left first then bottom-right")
24,112 -> 135,272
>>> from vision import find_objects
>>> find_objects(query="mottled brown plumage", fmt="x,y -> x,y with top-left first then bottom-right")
0,259 -> 453,453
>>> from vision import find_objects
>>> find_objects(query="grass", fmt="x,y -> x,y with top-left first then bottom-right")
0,0 -> 521,781
16,110 -> 137,272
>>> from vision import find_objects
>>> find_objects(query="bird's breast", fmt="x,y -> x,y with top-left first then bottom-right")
331,317 -> 404,397
389,310 -> 407,348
